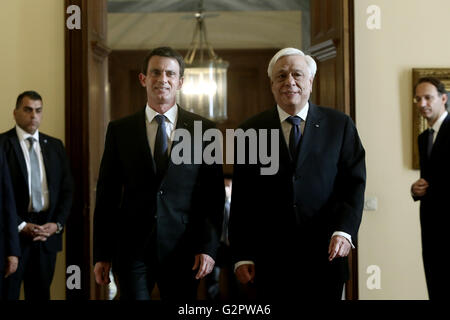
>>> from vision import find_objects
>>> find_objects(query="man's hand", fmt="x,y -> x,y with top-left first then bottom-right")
5,256 -> 19,278
33,223 -> 58,241
41,223 -> 58,235
192,254 -> 215,280
411,178 -> 429,197
21,223 -> 49,242
94,261 -> 111,285
328,235 -> 351,261
235,264 -> 255,284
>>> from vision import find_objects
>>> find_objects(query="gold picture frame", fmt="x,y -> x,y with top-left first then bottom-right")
412,68 -> 450,169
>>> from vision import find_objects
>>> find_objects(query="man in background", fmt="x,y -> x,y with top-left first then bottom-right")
411,77 -> 450,300
1,91 -> 73,300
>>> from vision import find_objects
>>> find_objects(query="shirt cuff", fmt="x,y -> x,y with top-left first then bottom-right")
234,260 -> 255,273
332,231 -> 355,249
18,221 -> 27,232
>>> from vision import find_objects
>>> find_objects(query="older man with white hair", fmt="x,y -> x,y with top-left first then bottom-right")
229,48 -> 366,300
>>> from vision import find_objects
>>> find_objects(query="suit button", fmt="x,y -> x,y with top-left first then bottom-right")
154,215 -> 157,219
293,204 -> 297,209
159,190 -> 164,195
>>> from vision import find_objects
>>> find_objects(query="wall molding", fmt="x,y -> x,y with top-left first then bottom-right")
308,39 -> 337,62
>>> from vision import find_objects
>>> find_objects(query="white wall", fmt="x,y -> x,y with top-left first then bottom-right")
355,0 -> 450,299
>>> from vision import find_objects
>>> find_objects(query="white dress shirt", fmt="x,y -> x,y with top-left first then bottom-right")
145,103 -> 178,154
16,125 -> 49,231
430,110 -> 448,143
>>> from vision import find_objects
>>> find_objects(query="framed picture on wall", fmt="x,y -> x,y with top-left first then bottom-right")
412,68 -> 450,169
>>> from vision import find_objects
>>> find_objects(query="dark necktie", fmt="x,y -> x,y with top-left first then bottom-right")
286,116 -> 302,160
154,115 -> 169,183
27,137 -> 43,212
427,128 -> 434,159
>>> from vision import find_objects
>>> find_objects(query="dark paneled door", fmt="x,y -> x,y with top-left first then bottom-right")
309,0 -> 358,299
310,0 -> 354,117
65,0 -> 110,300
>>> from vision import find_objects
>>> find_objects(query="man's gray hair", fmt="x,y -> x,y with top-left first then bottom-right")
267,48 -> 317,80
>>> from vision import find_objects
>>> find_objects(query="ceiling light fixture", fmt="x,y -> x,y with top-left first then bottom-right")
177,0 -> 229,122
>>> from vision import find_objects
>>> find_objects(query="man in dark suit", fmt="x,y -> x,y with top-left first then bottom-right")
411,77 -> 449,300
0,148 -> 20,299
1,91 -> 74,300
229,48 -> 366,300
93,47 -> 224,300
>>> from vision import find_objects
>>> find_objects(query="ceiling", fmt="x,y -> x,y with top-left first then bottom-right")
107,0 -> 310,51
107,0 -> 310,13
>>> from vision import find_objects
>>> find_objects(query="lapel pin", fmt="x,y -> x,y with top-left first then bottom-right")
315,124 -> 320,128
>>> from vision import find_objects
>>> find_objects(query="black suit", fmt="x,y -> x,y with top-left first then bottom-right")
415,113 -> 450,299
0,148 -> 20,299
0,128 -> 73,300
229,104 -> 366,300
93,106 -> 224,300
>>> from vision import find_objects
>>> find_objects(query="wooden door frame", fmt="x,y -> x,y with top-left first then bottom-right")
309,0 -> 358,300
65,0 -> 110,300
64,0 -> 91,300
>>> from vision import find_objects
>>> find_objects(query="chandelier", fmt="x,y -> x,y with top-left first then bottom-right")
177,0 -> 229,122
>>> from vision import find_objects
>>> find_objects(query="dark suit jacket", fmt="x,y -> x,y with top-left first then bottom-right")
416,113 -> 450,251
0,129 -> 73,253
229,103 -> 366,282
0,149 -> 20,271
93,106 -> 224,267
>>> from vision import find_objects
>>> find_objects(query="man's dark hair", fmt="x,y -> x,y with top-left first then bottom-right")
141,47 -> 185,77
415,77 -> 447,95
16,91 -> 43,109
